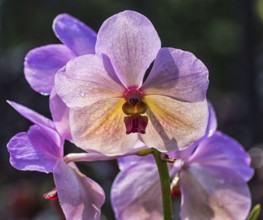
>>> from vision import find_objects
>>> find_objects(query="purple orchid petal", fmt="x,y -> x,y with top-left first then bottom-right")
180,164 -> 251,220
187,132 -> 254,181
7,125 -> 62,173
117,153 -> 155,171
70,98 -> 138,156
24,44 -> 75,94
96,10 -> 161,87
7,101 -> 55,129
53,160 -> 105,220
49,88 -> 72,141
205,102 -> 217,138
55,54 -> 124,108
53,13 -> 96,56
142,48 -> 209,102
111,162 -> 162,220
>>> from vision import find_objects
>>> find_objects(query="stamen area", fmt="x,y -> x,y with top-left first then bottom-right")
122,101 -> 147,115
124,115 -> 148,134
122,88 -> 148,134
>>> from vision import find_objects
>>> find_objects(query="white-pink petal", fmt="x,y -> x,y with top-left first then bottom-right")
55,54 -> 124,108
142,48 -> 209,102
70,98 -> 139,156
96,10 -> 161,87
141,95 -> 208,152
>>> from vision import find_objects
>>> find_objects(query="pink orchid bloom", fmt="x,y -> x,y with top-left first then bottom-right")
55,10 -> 209,156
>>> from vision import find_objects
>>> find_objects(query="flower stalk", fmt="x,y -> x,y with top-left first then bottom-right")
152,148 -> 173,220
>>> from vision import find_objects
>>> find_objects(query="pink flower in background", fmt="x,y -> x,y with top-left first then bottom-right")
55,10 -> 209,156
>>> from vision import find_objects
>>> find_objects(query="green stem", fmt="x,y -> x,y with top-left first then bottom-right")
152,148 -> 173,220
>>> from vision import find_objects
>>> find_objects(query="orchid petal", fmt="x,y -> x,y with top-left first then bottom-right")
188,132 -> 254,181
53,160 -> 105,220
141,95 -> 208,152
24,44 -> 75,94
55,54 -> 124,108
205,102 -> 217,138
180,164 -> 251,220
7,125 -> 62,173
7,101 -> 55,129
50,88 -> 72,140
53,13 -> 96,56
142,48 -> 209,102
96,10 -> 161,87
111,162 -> 162,220
117,154 -> 155,170
70,98 -> 138,156
169,102 -> 217,160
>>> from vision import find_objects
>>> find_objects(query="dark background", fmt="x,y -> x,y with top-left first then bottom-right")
1,0 -> 263,219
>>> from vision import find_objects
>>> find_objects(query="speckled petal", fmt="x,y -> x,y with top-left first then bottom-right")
70,98 -> 138,156
53,13 -> 96,56
141,95 -> 208,152
54,160 -> 105,220
142,48 -> 209,102
55,54 -> 124,108
96,10 -> 161,87
24,44 -> 75,94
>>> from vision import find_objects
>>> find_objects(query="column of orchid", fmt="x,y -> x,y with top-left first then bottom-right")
7,11 -> 254,220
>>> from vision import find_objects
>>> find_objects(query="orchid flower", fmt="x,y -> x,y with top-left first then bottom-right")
55,10 -> 209,156
111,104 -> 254,220
6,101 -> 105,220
24,13 -> 96,140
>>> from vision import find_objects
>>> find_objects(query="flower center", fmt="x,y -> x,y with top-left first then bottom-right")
122,88 -> 148,134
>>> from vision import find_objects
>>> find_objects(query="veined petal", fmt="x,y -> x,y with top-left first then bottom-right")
53,13 -> 96,56
49,88 -> 72,141
7,101 -> 55,129
96,10 -> 161,87
70,98 -> 138,156
7,125 -> 62,173
180,165 -> 251,220
141,95 -> 208,152
55,54 -> 124,108
53,160 -> 105,220
142,48 -> 209,102
24,44 -> 75,94
169,102 -> 217,160
111,162 -> 162,220
188,132 -> 254,181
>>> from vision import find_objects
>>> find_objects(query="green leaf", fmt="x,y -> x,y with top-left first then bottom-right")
246,204 -> 261,220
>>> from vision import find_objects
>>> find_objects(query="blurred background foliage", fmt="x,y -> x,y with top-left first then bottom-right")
1,0 -> 263,219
